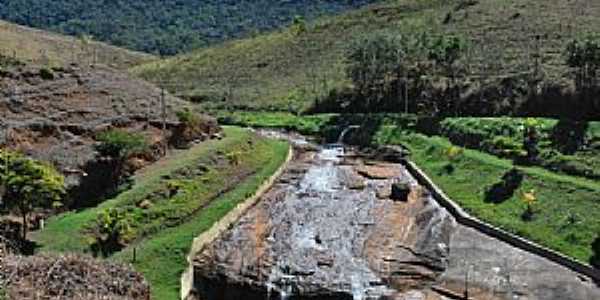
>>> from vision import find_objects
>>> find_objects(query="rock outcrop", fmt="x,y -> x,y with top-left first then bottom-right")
191,138 -> 600,300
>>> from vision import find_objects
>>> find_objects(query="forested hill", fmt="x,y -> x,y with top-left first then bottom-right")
0,0 -> 377,55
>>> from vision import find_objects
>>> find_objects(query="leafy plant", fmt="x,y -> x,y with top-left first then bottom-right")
0,150 -> 64,239
39,67 -> 55,80
291,15 -> 307,36
176,108 -> 201,127
90,208 -> 134,257
445,145 -> 464,161
521,189 -> 538,221
95,129 -> 149,159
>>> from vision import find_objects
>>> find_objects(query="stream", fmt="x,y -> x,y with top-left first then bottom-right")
190,130 -> 600,300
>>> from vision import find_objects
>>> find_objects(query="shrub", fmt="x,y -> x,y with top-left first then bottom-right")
521,189 -> 538,221
39,68 -> 55,80
89,208 -> 134,257
95,129 -> 149,159
176,108 -> 201,127
225,150 -> 243,166
445,145 -> 464,161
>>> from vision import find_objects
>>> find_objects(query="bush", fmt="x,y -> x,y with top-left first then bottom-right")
39,68 -> 55,80
176,108 -> 201,127
89,208 -> 134,257
95,129 -> 149,159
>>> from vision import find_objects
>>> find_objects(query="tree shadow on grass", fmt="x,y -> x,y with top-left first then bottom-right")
591,236 -> 600,270
550,119 -> 589,155
484,168 -> 524,204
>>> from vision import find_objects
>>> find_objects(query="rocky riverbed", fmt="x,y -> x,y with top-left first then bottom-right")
190,136 -> 600,300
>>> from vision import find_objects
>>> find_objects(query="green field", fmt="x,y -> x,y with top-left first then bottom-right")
375,127 -> 600,263
33,126 -> 290,299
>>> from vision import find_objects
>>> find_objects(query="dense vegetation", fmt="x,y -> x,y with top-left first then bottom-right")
0,0 -> 377,55
34,127 -> 290,298
135,0 -> 600,118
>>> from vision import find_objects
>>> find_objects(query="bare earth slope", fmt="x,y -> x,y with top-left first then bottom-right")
0,64 -> 218,206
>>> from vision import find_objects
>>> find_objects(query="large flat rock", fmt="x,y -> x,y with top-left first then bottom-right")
191,141 -> 600,300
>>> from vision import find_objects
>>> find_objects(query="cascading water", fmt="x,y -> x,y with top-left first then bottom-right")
191,130 -> 600,300
337,125 -> 360,144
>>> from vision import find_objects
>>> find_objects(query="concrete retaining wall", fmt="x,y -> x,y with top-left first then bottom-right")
401,159 -> 600,282
180,146 -> 294,300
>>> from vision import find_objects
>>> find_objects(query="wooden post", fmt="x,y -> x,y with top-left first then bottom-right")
161,87 -> 167,155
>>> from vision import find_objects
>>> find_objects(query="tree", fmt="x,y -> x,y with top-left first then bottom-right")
427,35 -> 467,115
0,150 -> 64,239
565,36 -> 600,91
345,32 -> 407,110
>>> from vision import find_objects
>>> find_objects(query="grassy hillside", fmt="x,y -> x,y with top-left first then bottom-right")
33,126 -> 290,298
0,0 -> 377,55
133,0 -> 600,112
0,20 -> 153,68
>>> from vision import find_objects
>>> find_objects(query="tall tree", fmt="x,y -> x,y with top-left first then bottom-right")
0,150 -> 64,239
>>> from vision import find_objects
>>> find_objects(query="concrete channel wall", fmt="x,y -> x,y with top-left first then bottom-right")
401,158 -> 600,283
180,146 -> 294,300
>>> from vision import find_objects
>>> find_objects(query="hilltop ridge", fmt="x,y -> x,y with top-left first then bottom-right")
133,0 -> 600,115
0,20 -> 153,69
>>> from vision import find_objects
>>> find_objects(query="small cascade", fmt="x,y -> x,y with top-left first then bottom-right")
337,125 -> 360,144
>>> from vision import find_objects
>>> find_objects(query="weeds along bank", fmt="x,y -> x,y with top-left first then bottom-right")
218,112 -> 600,268
33,127 -> 290,299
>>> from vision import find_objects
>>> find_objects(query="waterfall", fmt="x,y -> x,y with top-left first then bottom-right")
337,125 -> 360,144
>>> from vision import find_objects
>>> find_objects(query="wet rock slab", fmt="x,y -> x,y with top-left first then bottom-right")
192,142 -> 600,300
193,145 -> 453,300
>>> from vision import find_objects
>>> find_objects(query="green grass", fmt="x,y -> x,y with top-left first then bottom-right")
132,0 -> 600,112
375,126 -> 600,263
217,111 -> 336,135
34,127 -> 285,253
33,126 -> 290,299
439,117 -> 600,180
112,136 -> 289,299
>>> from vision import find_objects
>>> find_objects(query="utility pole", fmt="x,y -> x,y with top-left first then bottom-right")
161,86 -> 167,155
